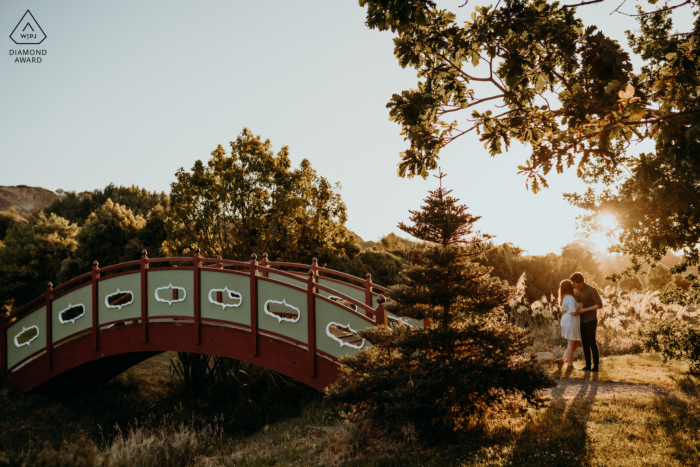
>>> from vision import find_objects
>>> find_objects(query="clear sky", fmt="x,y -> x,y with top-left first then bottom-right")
0,1 -> 692,255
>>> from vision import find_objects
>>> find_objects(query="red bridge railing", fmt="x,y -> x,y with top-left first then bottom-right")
0,250 -> 391,384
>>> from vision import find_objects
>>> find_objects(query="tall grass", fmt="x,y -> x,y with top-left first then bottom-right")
103,412 -> 227,467
508,274 -> 700,358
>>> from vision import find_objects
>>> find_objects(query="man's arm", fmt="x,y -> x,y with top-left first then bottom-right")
581,287 -> 603,313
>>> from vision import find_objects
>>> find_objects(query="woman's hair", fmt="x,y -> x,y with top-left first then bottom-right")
559,279 -> 574,306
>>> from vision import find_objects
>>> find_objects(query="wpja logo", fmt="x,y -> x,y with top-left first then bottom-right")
9,10 -> 47,64
10,10 -> 46,44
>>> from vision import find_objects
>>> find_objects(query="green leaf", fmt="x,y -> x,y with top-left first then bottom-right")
535,75 -> 545,93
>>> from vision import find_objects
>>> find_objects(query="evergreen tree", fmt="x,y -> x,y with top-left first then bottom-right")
327,174 -> 554,439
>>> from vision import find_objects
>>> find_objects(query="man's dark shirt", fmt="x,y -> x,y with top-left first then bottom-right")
578,283 -> 603,323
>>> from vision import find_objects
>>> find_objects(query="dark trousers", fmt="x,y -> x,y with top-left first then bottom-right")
580,320 -> 599,368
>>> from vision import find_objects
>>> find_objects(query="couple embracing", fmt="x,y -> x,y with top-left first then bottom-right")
556,272 -> 603,371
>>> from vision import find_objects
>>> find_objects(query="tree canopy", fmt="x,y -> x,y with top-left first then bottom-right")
359,0 -> 700,276
45,184 -> 168,225
163,128 -> 350,263
0,213 -> 79,308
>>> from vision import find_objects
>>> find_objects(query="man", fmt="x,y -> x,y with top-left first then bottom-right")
570,272 -> 603,372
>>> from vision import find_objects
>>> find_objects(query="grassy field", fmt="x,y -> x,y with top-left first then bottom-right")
1,352 -> 699,466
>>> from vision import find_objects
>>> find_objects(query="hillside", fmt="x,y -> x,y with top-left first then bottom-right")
0,185 -> 61,216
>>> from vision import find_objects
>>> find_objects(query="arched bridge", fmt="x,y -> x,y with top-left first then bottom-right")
0,251 -> 423,392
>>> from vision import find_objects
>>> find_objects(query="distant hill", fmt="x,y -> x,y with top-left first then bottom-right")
0,185 -> 62,216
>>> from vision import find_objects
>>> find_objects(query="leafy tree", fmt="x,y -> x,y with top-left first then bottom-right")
561,241 -> 603,283
358,0 -> 700,283
328,183 -> 553,439
647,263 -> 673,291
45,184 -> 168,225
58,199 -> 147,282
619,275 -> 644,292
0,213 -> 79,309
163,128 -> 349,263
0,207 -> 27,240
477,243 -> 596,303
328,249 -> 404,287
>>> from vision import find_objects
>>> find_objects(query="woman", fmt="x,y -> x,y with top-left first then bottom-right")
556,279 -> 582,370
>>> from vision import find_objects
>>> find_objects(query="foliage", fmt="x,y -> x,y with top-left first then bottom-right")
619,275 -> 644,291
358,232 -> 420,251
647,263 -> 673,291
560,241 -> 603,283
0,213 -> 79,309
328,184 -> 553,440
44,184 -> 169,225
328,249 -> 404,287
57,199 -> 148,282
638,319 -> 700,372
359,0 -> 700,286
163,128 -> 349,264
661,273 -> 700,306
477,242 -> 599,303
0,207 -> 26,240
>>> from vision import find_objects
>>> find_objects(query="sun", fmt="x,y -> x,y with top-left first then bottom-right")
597,213 -> 618,230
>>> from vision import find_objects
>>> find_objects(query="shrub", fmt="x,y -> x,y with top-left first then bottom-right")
638,319 -> 700,372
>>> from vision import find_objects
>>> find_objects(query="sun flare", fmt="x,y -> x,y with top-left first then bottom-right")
598,213 -> 618,230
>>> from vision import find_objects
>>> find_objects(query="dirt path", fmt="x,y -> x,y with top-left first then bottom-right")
543,379 -> 669,398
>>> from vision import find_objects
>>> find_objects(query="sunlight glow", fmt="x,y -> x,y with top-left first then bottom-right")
597,213 -> 618,230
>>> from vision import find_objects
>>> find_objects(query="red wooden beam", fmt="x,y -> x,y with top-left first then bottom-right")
140,250 -> 149,344
250,253 -> 258,356
307,269 -> 316,378
91,261 -> 100,351
193,247 -> 201,345
375,294 -> 388,326
364,273 -> 372,313
45,282 -> 53,373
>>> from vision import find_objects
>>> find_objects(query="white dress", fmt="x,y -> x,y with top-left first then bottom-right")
560,295 -> 581,341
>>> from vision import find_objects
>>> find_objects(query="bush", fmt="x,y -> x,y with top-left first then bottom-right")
647,264 -> 673,291
638,319 -> 700,372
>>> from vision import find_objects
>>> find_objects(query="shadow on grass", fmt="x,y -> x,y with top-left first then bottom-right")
504,369 -> 599,466
0,355 -> 323,457
649,373 -> 700,463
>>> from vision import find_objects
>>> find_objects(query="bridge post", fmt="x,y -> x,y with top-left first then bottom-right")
45,282 -> 53,373
364,273 -> 373,314
0,305 -> 8,382
140,250 -> 149,344
193,247 -> 201,345
307,269 -> 316,378
261,253 -> 268,278
250,253 -> 258,356
375,294 -> 388,326
311,257 -> 318,279
92,261 -> 100,351
216,256 -> 223,303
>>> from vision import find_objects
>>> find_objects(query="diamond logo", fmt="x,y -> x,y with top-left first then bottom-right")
10,10 -> 46,45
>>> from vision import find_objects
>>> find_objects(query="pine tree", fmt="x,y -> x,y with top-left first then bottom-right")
327,173 -> 554,439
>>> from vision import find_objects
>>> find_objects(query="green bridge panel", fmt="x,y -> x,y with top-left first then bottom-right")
147,270 -> 195,318
7,306 -> 46,369
315,297 -> 374,358
200,271 -> 251,326
267,271 -> 306,288
98,273 -> 142,324
316,278 -> 365,304
257,279 -> 307,344
52,285 -> 92,343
